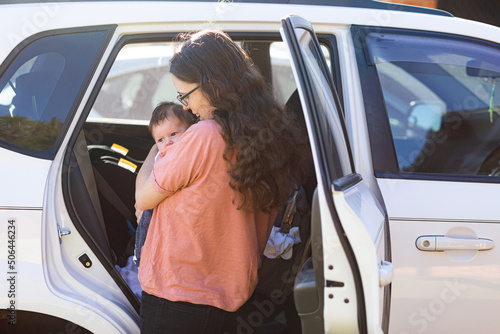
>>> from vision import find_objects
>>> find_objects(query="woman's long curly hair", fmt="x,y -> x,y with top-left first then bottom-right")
170,29 -> 309,213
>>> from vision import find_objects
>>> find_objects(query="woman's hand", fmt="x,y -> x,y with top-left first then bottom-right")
135,145 -> 167,211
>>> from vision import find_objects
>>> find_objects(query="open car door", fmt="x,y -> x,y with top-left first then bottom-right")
280,15 -> 391,333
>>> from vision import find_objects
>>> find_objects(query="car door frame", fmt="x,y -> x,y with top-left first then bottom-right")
281,14 -> 390,334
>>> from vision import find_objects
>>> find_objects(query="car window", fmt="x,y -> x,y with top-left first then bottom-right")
90,42 -> 176,123
290,28 -> 352,180
363,29 -> 500,176
0,29 -> 112,157
89,40 -> 332,124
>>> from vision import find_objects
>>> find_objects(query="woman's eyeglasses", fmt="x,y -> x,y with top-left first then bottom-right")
176,85 -> 200,107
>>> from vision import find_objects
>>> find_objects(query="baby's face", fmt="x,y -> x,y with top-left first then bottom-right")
152,116 -> 190,154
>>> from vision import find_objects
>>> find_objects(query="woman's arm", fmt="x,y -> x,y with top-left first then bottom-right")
135,145 -> 167,211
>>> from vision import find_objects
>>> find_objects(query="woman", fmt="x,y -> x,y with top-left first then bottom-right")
135,29 -> 309,333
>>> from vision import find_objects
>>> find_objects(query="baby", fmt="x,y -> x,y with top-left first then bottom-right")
134,101 -> 196,267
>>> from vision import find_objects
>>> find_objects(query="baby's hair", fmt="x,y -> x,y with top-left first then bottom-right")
149,101 -> 196,133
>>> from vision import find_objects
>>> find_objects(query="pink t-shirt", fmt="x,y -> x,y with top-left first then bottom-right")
138,120 -> 275,312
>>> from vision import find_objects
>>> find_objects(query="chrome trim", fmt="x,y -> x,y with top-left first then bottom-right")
389,216 -> 500,224
0,206 -> 43,211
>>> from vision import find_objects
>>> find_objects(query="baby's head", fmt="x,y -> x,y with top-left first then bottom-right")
149,102 -> 196,154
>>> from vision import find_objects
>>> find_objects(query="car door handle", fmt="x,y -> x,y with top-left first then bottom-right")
416,236 -> 495,251
379,261 -> 393,287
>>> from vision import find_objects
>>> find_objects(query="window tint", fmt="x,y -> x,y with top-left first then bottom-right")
0,29 -> 112,156
364,29 -> 500,176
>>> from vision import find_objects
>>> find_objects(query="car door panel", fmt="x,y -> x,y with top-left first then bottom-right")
378,178 -> 500,333
379,178 -> 500,221
353,24 -> 500,333
281,15 -> 388,334
329,178 -> 387,333
0,149 -> 50,207
389,218 -> 500,334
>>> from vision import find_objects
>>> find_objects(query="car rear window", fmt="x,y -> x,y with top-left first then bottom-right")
0,27 -> 113,158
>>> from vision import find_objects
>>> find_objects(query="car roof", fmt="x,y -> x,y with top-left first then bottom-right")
0,0 -> 453,17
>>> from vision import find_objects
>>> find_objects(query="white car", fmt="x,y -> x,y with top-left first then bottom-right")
1,0 -> 499,333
